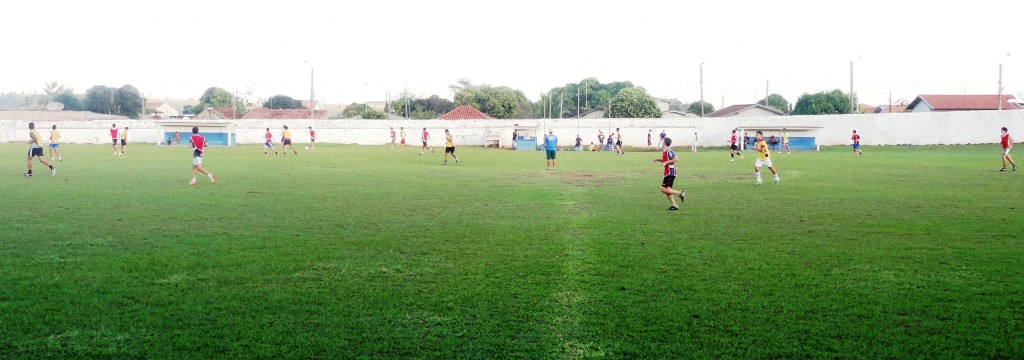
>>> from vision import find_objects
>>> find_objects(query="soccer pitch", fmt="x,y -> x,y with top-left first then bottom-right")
1,143 -> 1021,358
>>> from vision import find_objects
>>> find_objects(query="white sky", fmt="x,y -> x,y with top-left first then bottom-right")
2,0 -> 1022,108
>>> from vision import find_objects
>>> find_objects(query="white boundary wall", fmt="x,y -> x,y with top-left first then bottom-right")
2,110 -> 1022,148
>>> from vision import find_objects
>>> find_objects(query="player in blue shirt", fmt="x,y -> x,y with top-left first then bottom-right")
544,129 -> 558,171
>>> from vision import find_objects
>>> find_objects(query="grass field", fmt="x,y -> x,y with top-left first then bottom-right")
1,142 -> 1022,358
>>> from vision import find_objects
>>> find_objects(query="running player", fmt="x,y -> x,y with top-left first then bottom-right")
782,128 -> 792,154
753,130 -> 780,185
390,127 -> 396,149
25,122 -> 55,177
189,126 -> 216,186
1000,127 -> 1017,172
653,137 -> 684,210
49,124 -> 62,162
308,126 -> 317,150
263,128 -> 279,156
443,129 -> 459,165
728,129 -> 741,161
281,125 -> 298,155
544,129 -> 558,171
420,127 -> 434,155
110,124 -> 119,155
614,128 -> 624,155
119,126 -> 129,154
400,127 -> 407,150
852,130 -> 863,157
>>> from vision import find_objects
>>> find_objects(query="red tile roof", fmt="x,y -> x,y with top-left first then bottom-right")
874,104 -> 908,113
705,104 -> 784,117
241,107 -> 328,119
214,107 -> 242,119
857,104 -> 876,113
907,95 -> 1020,111
438,105 -> 493,120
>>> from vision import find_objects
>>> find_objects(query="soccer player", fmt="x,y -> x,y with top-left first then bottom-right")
110,124 -> 119,155
647,130 -> 652,150
263,128 -> 279,156
420,127 -> 434,155
1000,127 -> 1017,172
753,131 -> 780,185
49,124 -> 62,162
308,126 -> 317,150
390,127 -> 396,149
614,128 -> 624,155
281,125 -> 298,155
443,129 -> 459,165
544,129 -> 558,170
658,129 -> 667,150
575,134 -> 583,151
728,129 -> 741,161
400,127 -> 407,150
25,122 -> 55,177
188,126 -> 216,186
852,130 -> 863,157
782,128 -> 792,154
597,129 -> 605,150
653,137 -> 684,210
692,132 -> 698,153
119,126 -> 129,154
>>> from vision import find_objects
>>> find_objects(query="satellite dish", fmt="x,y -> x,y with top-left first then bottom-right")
45,102 -> 65,111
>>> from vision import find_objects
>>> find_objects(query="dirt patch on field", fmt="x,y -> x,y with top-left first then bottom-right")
559,172 -> 614,187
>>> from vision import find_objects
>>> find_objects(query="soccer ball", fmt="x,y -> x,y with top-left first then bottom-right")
304,146 -> 309,150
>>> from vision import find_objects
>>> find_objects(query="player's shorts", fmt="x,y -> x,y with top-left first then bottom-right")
49,143 -> 59,149
283,139 -> 292,145
310,138 -> 316,142
422,141 -> 428,146
661,175 -> 676,188
120,139 -> 127,145
193,150 -> 203,165
546,149 -> 556,160
401,139 -> 406,145
853,144 -> 860,150
616,140 -> 622,146
755,157 -> 773,168
730,144 -> 739,151
445,146 -> 455,154
1004,148 -> 1011,156
112,139 -> 118,145
391,137 -> 396,143
28,147 -> 43,157
264,141 -> 273,147
783,141 -> 789,145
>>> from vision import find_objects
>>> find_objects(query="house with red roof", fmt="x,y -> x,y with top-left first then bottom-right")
905,95 -> 1021,112
438,105 -> 492,120
241,107 -> 328,119
873,104 -> 908,113
192,107 -> 242,120
705,104 -> 785,118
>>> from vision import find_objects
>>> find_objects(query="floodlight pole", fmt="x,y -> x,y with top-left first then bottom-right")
699,62 -> 705,117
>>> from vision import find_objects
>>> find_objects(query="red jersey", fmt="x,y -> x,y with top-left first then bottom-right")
265,132 -> 273,142
1002,133 -> 1010,149
852,134 -> 860,145
191,134 -> 207,155
662,148 -> 677,176
110,128 -> 118,139
730,134 -> 737,145
310,129 -> 316,138
391,130 -> 396,138
422,131 -> 429,141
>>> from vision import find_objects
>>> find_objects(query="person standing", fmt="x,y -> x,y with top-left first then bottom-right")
647,130 -> 652,150
119,126 -> 129,154
263,128 -> 279,156
653,137 -> 684,210
575,134 -> 583,151
399,127 -> 407,150
658,129 -> 667,150
25,122 -> 56,177
49,124 -> 62,162
742,132 -> 750,151
110,124 -> 119,155
390,127 -> 396,149
597,130 -> 605,151
281,125 -> 298,155
189,126 -> 216,186
728,129 -> 741,161
308,126 -> 317,150
544,129 -> 558,171
512,129 -> 518,150
691,132 -> 698,153
1000,127 -> 1017,172
420,127 -> 434,155
852,130 -> 863,157
782,128 -> 792,154
443,129 -> 459,165
614,128 -> 624,155
753,131 -> 780,185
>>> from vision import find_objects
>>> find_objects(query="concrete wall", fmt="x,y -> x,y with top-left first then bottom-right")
2,110 -> 1022,147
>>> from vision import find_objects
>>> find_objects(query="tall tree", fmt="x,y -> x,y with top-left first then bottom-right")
757,94 -> 790,113
52,91 -> 83,111
42,81 -> 70,101
84,85 -> 114,114
263,95 -> 304,109
196,87 -> 247,115
610,87 -> 661,118
542,78 -> 635,118
454,84 -> 532,119
114,85 -> 144,119
791,89 -> 851,115
688,100 -> 715,115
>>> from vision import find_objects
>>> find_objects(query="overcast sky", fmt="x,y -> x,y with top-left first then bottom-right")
3,0 -> 1022,108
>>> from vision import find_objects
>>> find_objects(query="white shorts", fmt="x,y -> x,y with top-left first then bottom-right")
193,156 -> 203,166
1004,148 -> 1011,156
755,157 -> 773,168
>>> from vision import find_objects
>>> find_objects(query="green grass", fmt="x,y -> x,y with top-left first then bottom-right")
1,143 -> 1022,358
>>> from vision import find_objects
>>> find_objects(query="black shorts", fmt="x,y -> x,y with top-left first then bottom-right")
112,139 -> 118,145
283,139 -> 292,145
661,175 -> 675,188
730,144 -> 739,151
120,139 -> 127,145
422,141 -> 428,146
28,147 -> 43,157
616,140 -> 622,146
310,138 -> 316,142
445,146 -> 455,154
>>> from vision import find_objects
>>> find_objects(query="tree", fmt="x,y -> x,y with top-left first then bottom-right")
389,93 -> 454,119
84,85 -> 114,114
688,100 -> 715,116
757,94 -> 790,113
609,87 -> 661,118
791,89 -> 851,115
360,108 -> 387,119
42,81 -> 70,102
196,87 -> 247,115
454,84 -> 532,119
541,78 -> 635,118
52,91 -> 83,111
114,84 -> 144,119
263,95 -> 304,109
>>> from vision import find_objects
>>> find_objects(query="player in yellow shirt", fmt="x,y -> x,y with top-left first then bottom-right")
25,122 -> 55,177
119,126 -> 129,154
442,129 -> 459,165
781,128 -> 792,154
49,124 -> 63,162
753,131 -> 780,185
281,125 -> 298,155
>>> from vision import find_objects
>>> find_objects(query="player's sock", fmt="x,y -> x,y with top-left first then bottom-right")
756,172 -> 762,184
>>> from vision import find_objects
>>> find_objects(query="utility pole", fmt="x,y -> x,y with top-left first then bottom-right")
559,91 -> 564,119
764,80 -> 769,108
998,63 -> 1004,110
850,61 -> 855,113
576,83 -> 580,118
700,62 -> 705,117
310,67 -> 315,119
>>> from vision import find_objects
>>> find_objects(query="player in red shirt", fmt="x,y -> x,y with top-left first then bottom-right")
110,124 -> 119,155
390,127 -> 396,149
189,126 -> 216,186
727,129 -> 742,161
653,137 -> 684,210
263,128 -> 279,156
308,126 -> 317,150
1000,127 -> 1016,172
852,130 -> 863,157
420,127 -> 434,155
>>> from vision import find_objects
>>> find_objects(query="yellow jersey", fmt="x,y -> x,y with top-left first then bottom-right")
755,139 -> 770,160
50,130 -> 60,143
782,131 -> 788,142
30,130 -> 43,148
445,134 -> 454,147
283,129 -> 292,139
120,129 -> 128,140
